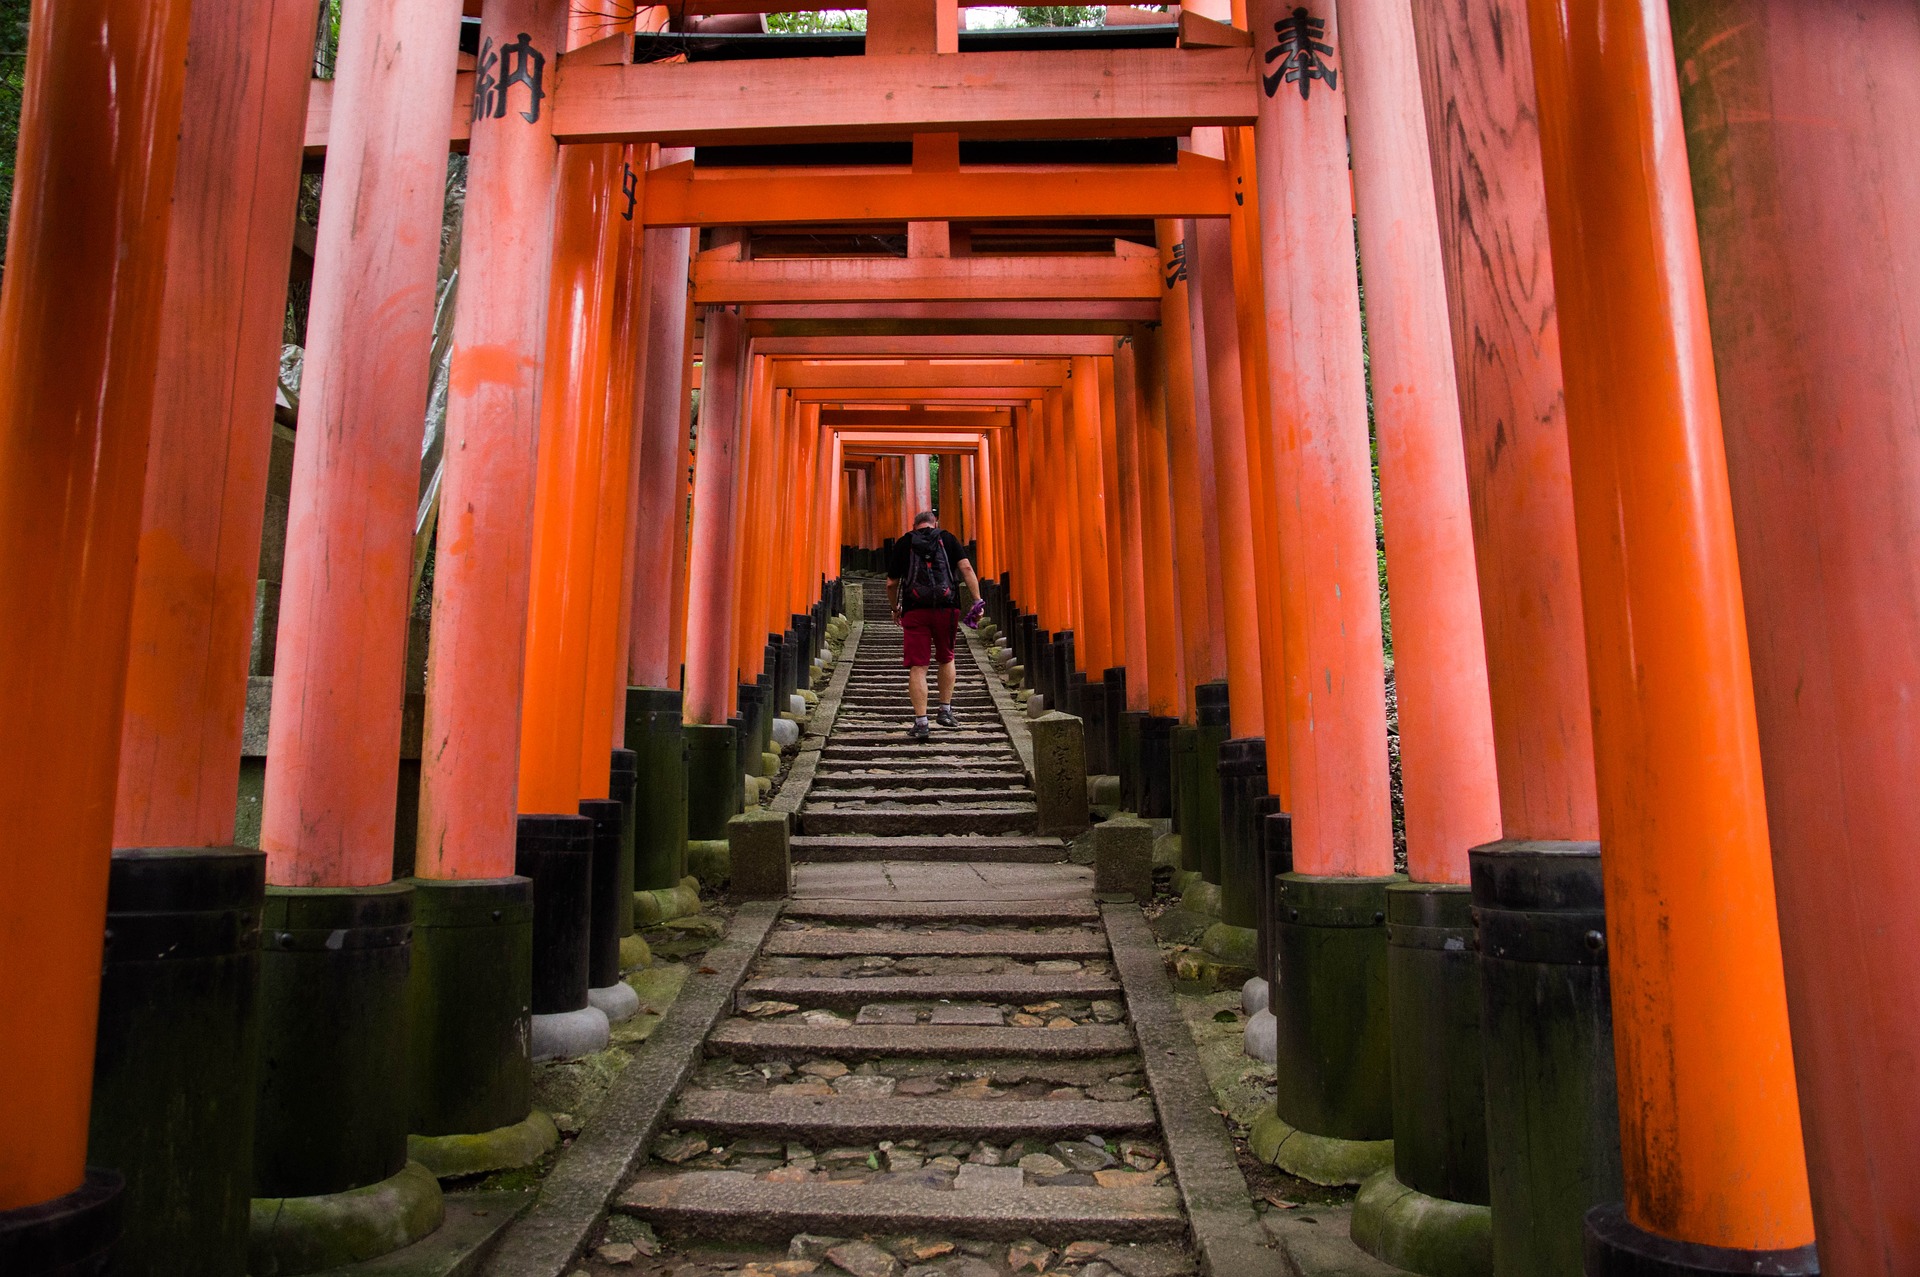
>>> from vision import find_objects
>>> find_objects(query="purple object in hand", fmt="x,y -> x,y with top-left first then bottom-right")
963,599 -> 986,629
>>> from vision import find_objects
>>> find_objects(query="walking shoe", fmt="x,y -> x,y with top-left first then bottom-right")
936,705 -> 958,728
909,719 -> 932,742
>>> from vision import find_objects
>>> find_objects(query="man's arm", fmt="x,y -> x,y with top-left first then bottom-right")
957,558 -> 982,604
887,576 -> 901,618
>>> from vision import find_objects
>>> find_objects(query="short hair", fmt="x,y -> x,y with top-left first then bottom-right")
913,510 -> 938,529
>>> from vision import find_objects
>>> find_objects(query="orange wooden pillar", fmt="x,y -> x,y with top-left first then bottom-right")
1112,345 -> 1151,717
1677,8 -> 1920,1266
0,0 -> 193,1243
1406,1 -> 1614,1267
685,308 -> 749,727
1158,220 -> 1228,707
1247,0 -> 1396,1158
1337,0 -> 1506,1256
1067,359 -> 1116,679
518,131 -> 624,818
257,0 -> 472,1226
626,166 -> 695,684
95,0 -> 317,1262
418,0 -> 570,881
1527,2 -> 1816,1267
1132,325 -> 1187,727
665,304 -> 698,685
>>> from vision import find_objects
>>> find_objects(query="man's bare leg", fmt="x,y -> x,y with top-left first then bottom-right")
909,665 -> 929,718
937,660 -> 956,706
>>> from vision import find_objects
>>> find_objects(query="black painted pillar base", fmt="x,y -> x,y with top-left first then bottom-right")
1081,674 -> 1111,774
1384,882 -> 1489,1204
1272,872 -> 1403,1142
608,750 -> 639,935
1187,682 -> 1231,881
1117,710 -> 1147,812
89,847 -> 262,1275
513,817 -> 593,1016
685,722 -> 738,841
580,799 -> 625,991
0,1171 -> 121,1277
407,877 -> 532,1139
1101,668 -> 1126,779
1138,714 -> 1177,819
1216,737 -> 1268,930
253,883 -> 414,1199
1584,1205 -> 1818,1277
621,691 -> 688,890
1472,839 -> 1623,1277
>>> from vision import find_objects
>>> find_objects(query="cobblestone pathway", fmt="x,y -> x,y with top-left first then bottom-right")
611,610 -> 1209,1277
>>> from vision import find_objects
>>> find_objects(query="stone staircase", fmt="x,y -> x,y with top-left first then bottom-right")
611,613 -> 1202,1275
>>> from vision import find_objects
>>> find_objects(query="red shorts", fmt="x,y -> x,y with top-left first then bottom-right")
901,607 -> 959,668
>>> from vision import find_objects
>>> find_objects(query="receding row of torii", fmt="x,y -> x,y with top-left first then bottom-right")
0,0 -> 1915,1275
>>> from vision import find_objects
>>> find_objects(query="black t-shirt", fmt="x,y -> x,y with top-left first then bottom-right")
887,529 -> 967,609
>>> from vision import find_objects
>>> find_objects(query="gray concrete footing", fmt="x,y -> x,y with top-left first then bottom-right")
1243,1007 -> 1277,1063
588,981 -> 641,1024
1242,974 -> 1269,1015
248,1161 -> 444,1276
1093,814 -> 1154,900
530,1005 -> 609,1062
1350,1168 -> 1492,1277
1028,711 -> 1089,836
728,808 -> 792,899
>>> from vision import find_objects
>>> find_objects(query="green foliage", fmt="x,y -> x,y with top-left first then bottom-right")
765,9 -> 866,33
1012,6 -> 1103,26
0,0 -> 30,279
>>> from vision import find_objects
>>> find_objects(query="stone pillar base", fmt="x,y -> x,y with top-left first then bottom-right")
588,981 -> 641,1024
1351,1167 -> 1493,1277
408,877 -> 533,1148
728,809 -> 791,900
531,1005 -> 610,1061
1092,813 -> 1152,899
1584,1203 -> 1817,1276
248,1160 -> 442,1276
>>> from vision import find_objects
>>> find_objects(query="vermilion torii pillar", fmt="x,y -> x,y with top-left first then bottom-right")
1676,6 -> 1920,1267
1407,1 -> 1616,1267
255,0 -> 461,1240
1248,0 -> 1398,1173
1528,1 -> 1817,1269
684,306 -> 749,837
419,0 -> 569,877
97,0 -> 318,1265
1067,358 -> 1116,682
1337,0 -> 1504,1265
1158,220 -> 1227,704
0,0 -> 193,1256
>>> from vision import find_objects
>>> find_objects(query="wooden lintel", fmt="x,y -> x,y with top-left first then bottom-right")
753,335 -> 1113,356
772,362 -> 1068,390
1179,11 -> 1252,48
695,255 -> 1162,305
641,152 -> 1232,227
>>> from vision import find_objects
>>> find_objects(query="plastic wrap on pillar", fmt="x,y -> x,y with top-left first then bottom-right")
1471,840 -> 1620,1277
1216,738 -> 1268,929
514,816 -> 593,1016
89,849 -> 264,1274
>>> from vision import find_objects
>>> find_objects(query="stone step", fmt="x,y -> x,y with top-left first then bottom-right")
615,1172 -> 1185,1244
784,899 -> 1100,925
807,770 -> 1030,789
707,1022 -> 1139,1061
800,787 -> 1036,805
737,973 -> 1123,1008
823,741 -> 1015,755
764,930 -> 1107,959
797,809 -> 1042,838
666,1092 -> 1158,1142
789,833 -> 1063,862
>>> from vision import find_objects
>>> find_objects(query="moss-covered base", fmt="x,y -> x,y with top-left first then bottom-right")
248,1161 -> 443,1276
408,1110 -> 559,1181
1249,1109 -> 1394,1187
631,883 -> 702,928
1350,1168 -> 1491,1277
618,933 -> 653,972
1200,921 -> 1257,969
687,839 -> 731,888
1181,878 -> 1224,919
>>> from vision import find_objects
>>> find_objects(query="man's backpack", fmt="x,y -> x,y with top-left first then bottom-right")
903,528 -> 957,611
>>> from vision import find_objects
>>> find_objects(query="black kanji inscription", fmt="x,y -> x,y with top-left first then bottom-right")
1263,8 -> 1338,101
1165,241 -> 1188,289
471,32 -> 547,124
622,162 -> 638,221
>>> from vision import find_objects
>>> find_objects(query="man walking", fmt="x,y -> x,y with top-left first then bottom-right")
886,511 -> 984,741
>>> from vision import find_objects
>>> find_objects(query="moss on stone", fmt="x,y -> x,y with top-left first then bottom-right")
1250,1109 -> 1394,1187
1350,1168 -> 1492,1277
248,1161 -> 443,1276
407,1111 -> 558,1180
